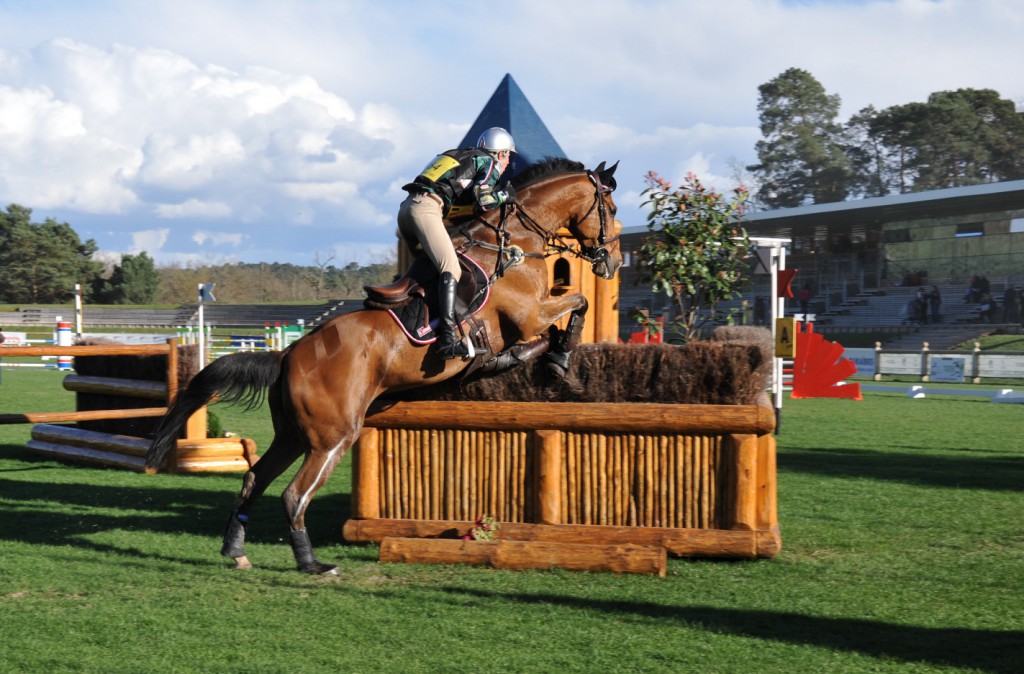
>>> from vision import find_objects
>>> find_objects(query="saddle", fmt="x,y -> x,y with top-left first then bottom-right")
363,253 -> 491,346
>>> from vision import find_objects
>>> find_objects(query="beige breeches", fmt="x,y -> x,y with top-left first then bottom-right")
397,192 -> 461,281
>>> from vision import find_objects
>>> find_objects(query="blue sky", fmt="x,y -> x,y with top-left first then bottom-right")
0,0 -> 1020,267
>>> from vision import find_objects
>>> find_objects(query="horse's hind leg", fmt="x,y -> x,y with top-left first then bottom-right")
222,435 -> 302,570
281,434 -> 354,575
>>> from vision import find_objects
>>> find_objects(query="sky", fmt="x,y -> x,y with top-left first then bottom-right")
0,0 -> 1021,268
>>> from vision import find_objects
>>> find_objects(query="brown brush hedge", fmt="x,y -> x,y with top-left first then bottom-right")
389,339 -> 771,406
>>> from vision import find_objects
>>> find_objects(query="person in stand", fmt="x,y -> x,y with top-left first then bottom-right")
928,285 -> 942,324
397,127 -> 517,359
978,292 -> 996,323
1002,285 -> 1019,323
798,283 -> 812,317
753,296 -> 766,326
963,275 -> 982,303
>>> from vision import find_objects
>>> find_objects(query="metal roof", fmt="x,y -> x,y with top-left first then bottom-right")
620,179 -> 1024,239
742,180 -> 1024,237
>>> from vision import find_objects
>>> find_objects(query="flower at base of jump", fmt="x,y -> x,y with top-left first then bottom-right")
465,515 -> 499,541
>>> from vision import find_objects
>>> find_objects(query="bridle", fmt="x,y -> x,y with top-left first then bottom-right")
449,168 -> 619,287
511,169 -> 619,274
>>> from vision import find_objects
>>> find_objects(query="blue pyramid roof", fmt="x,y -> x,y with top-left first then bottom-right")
458,74 -> 566,178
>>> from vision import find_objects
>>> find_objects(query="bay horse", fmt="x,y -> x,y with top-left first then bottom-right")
146,158 -> 622,574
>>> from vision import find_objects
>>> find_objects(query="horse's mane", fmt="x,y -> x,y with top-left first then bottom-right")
510,157 -> 586,189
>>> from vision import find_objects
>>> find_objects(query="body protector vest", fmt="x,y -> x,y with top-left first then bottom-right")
405,148 -> 503,221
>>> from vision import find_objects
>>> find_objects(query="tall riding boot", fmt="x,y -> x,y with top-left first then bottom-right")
436,271 -> 469,360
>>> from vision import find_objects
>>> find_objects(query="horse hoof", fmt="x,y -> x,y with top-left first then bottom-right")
232,555 -> 253,570
545,361 -> 568,380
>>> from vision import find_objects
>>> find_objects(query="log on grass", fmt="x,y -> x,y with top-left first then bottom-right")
345,519 -> 779,559
31,424 -> 151,457
175,458 -> 252,473
379,536 -> 667,576
28,424 -> 257,472
25,439 -> 147,471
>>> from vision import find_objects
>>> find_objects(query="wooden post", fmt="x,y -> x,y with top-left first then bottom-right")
756,433 -> 781,557
535,429 -> 562,525
729,433 -> 758,531
165,338 -> 178,403
594,274 -> 620,343
354,428 -> 381,519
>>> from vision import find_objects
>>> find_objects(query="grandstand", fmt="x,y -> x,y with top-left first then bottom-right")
618,179 -> 1024,348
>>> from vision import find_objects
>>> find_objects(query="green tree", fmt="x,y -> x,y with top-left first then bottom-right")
748,68 -> 851,208
847,89 -> 1024,195
92,252 -> 160,304
633,171 -> 751,343
0,204 -> 100,303
901,88 -> 1024,190
843,105 -> 892,199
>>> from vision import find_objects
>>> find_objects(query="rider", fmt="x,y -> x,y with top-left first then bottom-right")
398,127 -> 517,359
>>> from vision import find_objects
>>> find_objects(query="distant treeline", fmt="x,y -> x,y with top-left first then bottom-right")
0,203 -> 397,305
155,259 -> 398,304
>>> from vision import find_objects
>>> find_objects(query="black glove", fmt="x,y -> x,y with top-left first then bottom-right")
501,183 -> 516,204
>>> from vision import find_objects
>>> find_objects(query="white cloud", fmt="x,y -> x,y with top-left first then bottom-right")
140,132 -> 247,191
155,199 -> 232,219
192,230 -> 246,247
130,228 -> 170,254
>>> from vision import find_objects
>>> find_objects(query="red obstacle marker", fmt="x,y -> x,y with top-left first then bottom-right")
790,322 -> 862,400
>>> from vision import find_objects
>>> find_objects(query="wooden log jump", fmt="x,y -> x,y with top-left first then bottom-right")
380,537 -> 667,576
1,339 -> 257,473
343,396 -> 780,570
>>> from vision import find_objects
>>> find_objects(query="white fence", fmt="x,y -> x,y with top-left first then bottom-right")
845,345 -> 1024,383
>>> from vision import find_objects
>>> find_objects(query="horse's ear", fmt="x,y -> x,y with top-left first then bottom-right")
597,161 -> 619,191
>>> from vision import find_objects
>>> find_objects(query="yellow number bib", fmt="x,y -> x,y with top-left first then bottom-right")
419,155 -> 460,182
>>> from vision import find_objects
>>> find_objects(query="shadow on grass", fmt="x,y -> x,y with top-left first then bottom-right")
0,464 -> 351,567
436,587 -> 1022,674
780,446 -> 1023,491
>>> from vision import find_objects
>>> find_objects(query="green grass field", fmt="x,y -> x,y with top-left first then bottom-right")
0,368 -> 1021,673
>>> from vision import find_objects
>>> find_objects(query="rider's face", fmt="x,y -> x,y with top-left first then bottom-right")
497,151 -> 511,173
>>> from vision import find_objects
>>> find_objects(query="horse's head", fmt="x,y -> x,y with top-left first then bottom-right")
570,160 -> 622,280
495,158 -> 624,280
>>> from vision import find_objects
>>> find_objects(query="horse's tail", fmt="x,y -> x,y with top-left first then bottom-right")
145,351 -> 283,471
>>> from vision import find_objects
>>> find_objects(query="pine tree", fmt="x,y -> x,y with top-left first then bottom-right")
0,204 -> 100,303
747,68 -> 851,208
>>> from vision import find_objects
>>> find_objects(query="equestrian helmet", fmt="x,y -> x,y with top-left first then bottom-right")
477,127 -> 516,154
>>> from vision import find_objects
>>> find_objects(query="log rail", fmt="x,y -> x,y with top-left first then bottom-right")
0,340 -> 256,473
0,342 -> 178,425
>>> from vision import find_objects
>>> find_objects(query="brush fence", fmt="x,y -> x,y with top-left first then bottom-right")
0,341 -> 257,473
343,397 -> 780,565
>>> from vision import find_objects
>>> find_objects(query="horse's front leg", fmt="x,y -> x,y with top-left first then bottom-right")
533,294 -> 589,378
530,292 -> 588,330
